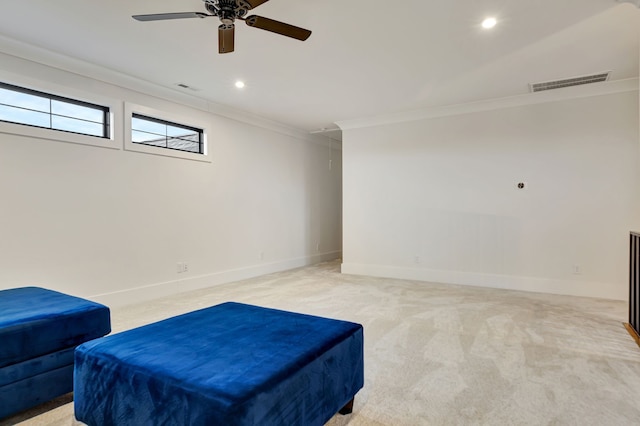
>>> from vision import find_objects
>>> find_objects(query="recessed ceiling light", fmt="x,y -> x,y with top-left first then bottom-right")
482,17 -> 497,29
235,80 -> 245,89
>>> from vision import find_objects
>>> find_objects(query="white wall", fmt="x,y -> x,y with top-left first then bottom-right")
341,90 -> 640,300
0,51 -> 342,306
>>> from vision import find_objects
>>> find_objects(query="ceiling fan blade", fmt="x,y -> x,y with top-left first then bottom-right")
132,12 -> 211,22
244,15 -> 311,41
219,25 -> 235,54
245,0 -> 270,9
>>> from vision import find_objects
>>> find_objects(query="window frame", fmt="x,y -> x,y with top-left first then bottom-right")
131,112 -> 204,155
0,75 -> 117,149
124,102 -> 211,162
0,81 -> 111,139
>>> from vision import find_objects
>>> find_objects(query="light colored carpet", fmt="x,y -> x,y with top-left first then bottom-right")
3,260 -> 640,425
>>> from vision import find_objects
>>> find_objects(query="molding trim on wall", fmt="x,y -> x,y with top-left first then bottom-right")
0,34 -> 336,147
306,133 -> 343,150
617,0 -> 640,8
336,78 -> 639,131
90,251 -> 342,307
340,262 -> 625,301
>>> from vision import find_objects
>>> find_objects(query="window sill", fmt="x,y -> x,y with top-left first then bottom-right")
0,119 -> 118,149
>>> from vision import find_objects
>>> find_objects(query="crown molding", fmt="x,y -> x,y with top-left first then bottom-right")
617,0 -> 640,8
0,33 -> 330,145
336,78 -> 639,131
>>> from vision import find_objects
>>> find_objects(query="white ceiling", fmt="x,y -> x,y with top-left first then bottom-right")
0,0 -> 638,137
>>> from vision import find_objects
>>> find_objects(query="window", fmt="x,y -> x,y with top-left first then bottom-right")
131,113 -> 203,154
124,102 -> 210,162
0,82 -> 110,139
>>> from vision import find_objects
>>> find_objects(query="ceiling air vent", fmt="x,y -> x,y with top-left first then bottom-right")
529,72 -> 610,93
175,83 -> 200,92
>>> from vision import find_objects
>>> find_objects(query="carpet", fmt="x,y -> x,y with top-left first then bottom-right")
3,260 -> 640,425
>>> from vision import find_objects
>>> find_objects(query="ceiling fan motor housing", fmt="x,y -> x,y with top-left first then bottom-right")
204,0 -> 249,23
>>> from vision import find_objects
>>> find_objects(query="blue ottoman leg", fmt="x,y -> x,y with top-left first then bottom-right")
339,398 -> 355,415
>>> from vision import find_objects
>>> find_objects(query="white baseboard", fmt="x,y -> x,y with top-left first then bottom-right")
340,262 -> 625,301
91,251 -> 341,307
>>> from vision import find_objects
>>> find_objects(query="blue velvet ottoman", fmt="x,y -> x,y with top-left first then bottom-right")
74,302 -> 364,425
0,287 -> 111,419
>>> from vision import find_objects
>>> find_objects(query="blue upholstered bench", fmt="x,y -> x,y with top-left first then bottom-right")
0,287 -> 111,420
74,302 -> 364,425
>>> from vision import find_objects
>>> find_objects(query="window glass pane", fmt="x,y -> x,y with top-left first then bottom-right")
131,114 -> 203,155
51,100 -> 104,123
132,130 -> 167,146
0,87 -> 50,113
0,82 -> 110,139
166,124 -> 198,139
51,115 -> 104,137
166,125 -> 182,137
132,117 -> 166,136
167,138 -> 200,152
0,104 -> 50,127
171,131 -> 199,144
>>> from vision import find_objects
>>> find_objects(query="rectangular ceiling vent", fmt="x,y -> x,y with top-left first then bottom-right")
175,83 -> 200,92
529,72 -> 611,93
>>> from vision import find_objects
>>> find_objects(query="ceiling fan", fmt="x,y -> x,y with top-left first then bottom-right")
132,0 -> 312,54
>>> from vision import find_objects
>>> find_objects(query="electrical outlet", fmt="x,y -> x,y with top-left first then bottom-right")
182,263 -> 188,273
572,265 -> 581,275
414,255 -> 421,264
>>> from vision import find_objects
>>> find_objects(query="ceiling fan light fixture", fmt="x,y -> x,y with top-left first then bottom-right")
481,17 -> 497,29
